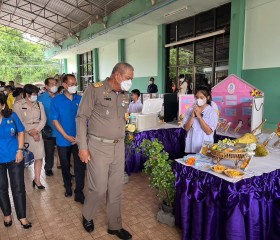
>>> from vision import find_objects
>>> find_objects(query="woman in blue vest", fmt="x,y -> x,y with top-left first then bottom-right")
0,94 -> 32,229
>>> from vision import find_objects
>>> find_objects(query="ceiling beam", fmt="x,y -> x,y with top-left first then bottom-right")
3,0 -> 86,32
83,0 -> 105,12
60,0 -> 93,17
2,1 -> 74,32
22,0 -> 52,35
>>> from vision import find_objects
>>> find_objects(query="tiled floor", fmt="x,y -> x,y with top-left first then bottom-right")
0,162 -> 182,240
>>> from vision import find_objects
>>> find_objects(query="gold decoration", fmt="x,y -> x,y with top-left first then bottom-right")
93,82 -> 104,88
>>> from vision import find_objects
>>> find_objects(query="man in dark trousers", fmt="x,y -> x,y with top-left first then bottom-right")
50,74 -> 86,203
147,77 -> 158,93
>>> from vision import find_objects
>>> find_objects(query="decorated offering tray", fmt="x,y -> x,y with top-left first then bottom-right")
206,138 -> 256,169
210,149 -> 251,168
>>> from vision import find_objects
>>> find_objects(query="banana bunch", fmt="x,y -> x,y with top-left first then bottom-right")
221,138 -> 236,146
211,139 -> 236,151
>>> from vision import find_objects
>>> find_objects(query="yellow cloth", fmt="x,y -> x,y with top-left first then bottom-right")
7,93 -> 15,110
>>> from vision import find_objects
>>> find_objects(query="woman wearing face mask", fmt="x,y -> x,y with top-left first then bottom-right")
178,74 -> 188,95
182,86 -> 218,153
13,84 -> 47,189
0,95 -> 32,229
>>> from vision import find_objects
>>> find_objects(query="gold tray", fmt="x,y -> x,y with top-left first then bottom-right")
224,169 -> 245,179
211,165 -> 227,174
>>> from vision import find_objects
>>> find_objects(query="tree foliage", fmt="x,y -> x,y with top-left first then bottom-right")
0,26 -> 61,84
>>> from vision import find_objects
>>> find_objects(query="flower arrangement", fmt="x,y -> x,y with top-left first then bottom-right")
251,89 -> 263,97
178,114 -> 185,126
125,124 -> 137,146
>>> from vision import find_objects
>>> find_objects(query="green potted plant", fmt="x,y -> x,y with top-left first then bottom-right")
138,139 -> 176,226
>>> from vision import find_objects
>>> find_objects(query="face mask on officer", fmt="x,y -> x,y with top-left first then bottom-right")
121,79 -> 132,92
3,91 -> 7,95
68,85 -> 78,94
29,95 -> 37,102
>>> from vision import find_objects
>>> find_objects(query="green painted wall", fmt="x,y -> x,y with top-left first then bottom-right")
118,39 -> 125,62
131,77 -> 151,93
242,67 -> 280,129
93,48 -> 99,82
228,0 -> 245,77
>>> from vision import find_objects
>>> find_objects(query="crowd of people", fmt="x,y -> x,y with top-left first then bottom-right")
0,63 -> 219,240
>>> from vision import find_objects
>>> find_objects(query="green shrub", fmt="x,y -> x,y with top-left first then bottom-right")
138,139 -> 175,207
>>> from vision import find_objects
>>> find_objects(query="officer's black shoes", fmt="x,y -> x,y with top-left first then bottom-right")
45,170 -> 53,176
108,228 -> 132,240
74,194 -> 85,204
82,216 -> 94,233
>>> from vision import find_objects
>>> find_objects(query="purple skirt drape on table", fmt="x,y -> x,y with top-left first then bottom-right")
125,128 -> 186,175
174,162 -> 280,240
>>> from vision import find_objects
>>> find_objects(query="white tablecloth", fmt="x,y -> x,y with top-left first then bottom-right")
176,150 -> 280,183
138,121 -> 179,132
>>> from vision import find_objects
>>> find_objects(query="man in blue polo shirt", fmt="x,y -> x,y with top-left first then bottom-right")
38,77 -> 58,176
50,74 -> 86,203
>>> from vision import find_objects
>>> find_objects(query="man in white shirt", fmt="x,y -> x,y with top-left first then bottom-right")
127,89 -> 143,113
178,74 -> 188,95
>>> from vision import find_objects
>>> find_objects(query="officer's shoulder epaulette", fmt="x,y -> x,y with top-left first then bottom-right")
93,82 -> 104,88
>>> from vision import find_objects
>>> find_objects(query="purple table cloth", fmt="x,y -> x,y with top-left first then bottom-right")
174,162 -> 280,240
125,128 -> 186,175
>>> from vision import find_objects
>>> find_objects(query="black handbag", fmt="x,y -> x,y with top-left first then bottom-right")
22,143 -> 35,167
37,103 -> 53,139
42,125 -> 53,139
12,115 -> 35,168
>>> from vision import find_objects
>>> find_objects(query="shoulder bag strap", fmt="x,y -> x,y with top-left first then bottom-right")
37,102 -> 41,121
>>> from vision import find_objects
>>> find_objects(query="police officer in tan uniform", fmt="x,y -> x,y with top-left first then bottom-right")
76,63 -> 133,240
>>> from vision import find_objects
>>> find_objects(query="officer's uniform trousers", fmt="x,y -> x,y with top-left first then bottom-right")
83,138 -> 125,230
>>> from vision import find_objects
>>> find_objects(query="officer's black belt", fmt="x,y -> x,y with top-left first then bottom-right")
88,134 -> 123,144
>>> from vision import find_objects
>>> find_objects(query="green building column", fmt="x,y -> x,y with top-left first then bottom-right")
63,59 -> 68,73
157,24 -> 166,93
93,48 -> 99,82
76,54 -> 81,90
118,39 -> 125,62
228,0 -> 246,77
